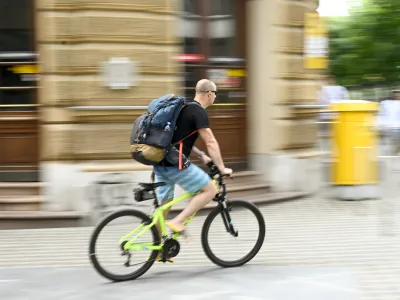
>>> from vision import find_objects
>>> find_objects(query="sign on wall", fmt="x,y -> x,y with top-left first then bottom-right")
304,12 -> 328,69
101,57 -> 139,89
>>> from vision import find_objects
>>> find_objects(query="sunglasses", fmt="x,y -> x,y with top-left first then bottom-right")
207,91 -> 217,96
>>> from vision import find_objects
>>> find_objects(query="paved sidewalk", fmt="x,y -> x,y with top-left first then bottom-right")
0,265 -> 357,300
0,191 -> 399,300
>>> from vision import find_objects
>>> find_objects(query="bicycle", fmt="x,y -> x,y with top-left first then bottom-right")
89,161 -> 266,282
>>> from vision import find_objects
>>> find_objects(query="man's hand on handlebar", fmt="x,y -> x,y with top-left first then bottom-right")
200,153 -> 212,165
222,167 -> 233,177
206,161 -> 233,178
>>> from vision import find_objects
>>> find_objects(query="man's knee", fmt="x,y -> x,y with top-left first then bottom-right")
201,180 -> 218,196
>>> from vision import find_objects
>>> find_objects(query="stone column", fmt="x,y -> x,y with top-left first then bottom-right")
35,0 -> 183,210
247,0 -> 322,193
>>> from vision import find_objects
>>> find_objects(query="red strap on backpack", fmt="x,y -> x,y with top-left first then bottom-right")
179,142 -> 184,170
176,130 -> 198,170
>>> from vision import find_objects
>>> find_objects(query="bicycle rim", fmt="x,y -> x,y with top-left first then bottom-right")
89,209 -> 160,281
201,200 -> 265,267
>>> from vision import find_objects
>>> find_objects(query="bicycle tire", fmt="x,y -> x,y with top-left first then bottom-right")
201,200 -> 265,267
89,209 -> 160,282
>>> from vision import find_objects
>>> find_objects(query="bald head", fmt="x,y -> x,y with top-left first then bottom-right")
193,79 -> 217,108
195,79 -> 216,94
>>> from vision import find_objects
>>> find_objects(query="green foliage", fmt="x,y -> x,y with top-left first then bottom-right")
326,0 -> 400,87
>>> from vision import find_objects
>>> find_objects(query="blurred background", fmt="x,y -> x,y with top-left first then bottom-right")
0,0 -> 399,299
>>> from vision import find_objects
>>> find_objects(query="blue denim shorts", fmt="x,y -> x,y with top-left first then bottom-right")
153,163 -> 211,203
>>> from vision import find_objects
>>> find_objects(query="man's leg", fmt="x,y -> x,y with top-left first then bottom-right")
388,129 -> 396,156
166,164 -> 217,231
155,198 -> 172,239
153,176 -> 175,240
395,129 -> 400,155
153,177 -> 175,261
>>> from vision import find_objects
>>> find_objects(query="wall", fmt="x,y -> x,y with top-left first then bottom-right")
35,0 -> 182,210
35,0 -> 322,211
247,0 -> 322,192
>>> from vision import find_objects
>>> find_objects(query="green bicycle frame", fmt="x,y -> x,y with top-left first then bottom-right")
119,179 -> 217,252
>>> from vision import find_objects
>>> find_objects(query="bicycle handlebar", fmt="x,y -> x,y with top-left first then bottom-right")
206,161 -> 232,182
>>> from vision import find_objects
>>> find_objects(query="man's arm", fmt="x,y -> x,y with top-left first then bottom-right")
341,86 -> 350,100
198,128 -> 225,172
378,101 -> 387,129
192,146 -> 203,156
192,146 -> 211,164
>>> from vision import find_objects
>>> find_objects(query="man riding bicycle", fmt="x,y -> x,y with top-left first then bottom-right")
153,79 -> 233,243
89,82 -> 264,274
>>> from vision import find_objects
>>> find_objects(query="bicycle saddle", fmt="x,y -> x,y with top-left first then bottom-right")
139,182 -> 166,190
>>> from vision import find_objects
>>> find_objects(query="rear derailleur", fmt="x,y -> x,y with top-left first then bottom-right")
120,241 -> 131,267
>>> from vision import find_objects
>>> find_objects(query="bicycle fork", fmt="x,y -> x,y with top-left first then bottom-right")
219,201 -> 238,237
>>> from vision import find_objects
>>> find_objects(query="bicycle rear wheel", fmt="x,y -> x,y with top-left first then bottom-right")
89,209 -> 160,282
201,200 -> 265,267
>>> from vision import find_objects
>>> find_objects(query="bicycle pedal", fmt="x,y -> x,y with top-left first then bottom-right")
171,230 -> 192,241
156,256 -> 174,263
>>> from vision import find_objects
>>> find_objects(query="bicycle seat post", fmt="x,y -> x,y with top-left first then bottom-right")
153,189 -> 160,208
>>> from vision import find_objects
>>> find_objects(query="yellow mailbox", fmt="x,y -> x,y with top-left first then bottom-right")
329,100 -> 380,199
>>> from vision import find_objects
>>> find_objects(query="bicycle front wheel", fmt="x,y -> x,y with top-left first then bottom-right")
201,200 -> 265,267
89,209 -> 160,282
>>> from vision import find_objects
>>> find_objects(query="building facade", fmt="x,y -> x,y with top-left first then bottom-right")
0,0 -> 322,212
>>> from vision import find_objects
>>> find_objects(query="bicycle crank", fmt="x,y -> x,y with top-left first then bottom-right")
162,239 -> 180,262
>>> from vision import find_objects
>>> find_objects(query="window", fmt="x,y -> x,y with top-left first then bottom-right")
0,59 -> 37,111
208,0 -> 237,59
0,0 -> 37,111
0,0 -> 34,52
178,0 -> 246,103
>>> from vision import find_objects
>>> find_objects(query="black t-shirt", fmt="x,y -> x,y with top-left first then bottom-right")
171,101 -> 209,158
160,100 -> 209,166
